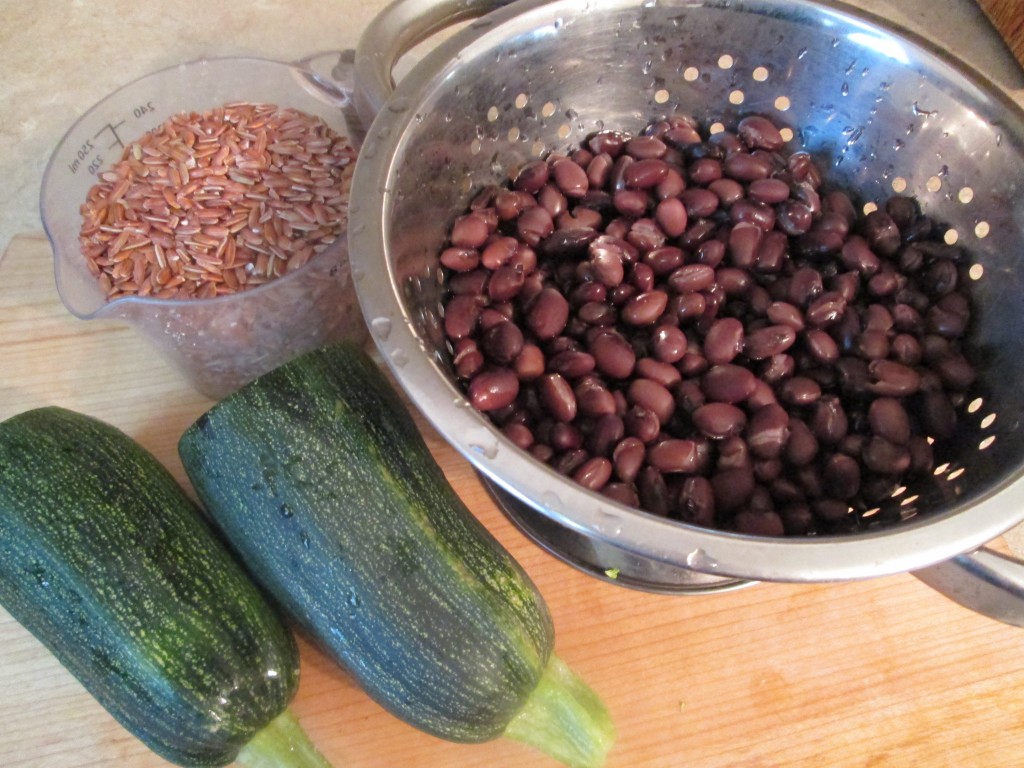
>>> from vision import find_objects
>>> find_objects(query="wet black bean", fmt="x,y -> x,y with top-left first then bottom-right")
717,436 -> 751,470
861,210 -> 901,256
549,422 -> 583,452
648,439 -> 702,473
480,321 -> 525,364
936,352 -> 976,391
701,364 -> 758,403
693,402 -> 747,439
788,266 -> 824,306
677,476 -> 716,527
785,417 -> 819,467
628,378 -> 676,424
779,376 -> 822,406
760,353 -> 795,384
468,367 -> 519,411
624,405 -> 661,443
575,378 -> 618,418
868,397 -> 912,445
734,509 -> 785,536
612,436 -> 646,482
635,358 -> 682,388
526,287 -> 570,340
811,396 -> 848,444
680,188 -> 720,218
704,317 -> 745,365
589,331 -> 636,378
746,404 -> 791,459
866,359 -> 921,397
745,325 -> 797,360
804,328 -> 840,365
573,456 -> 613,491
862,435 -> 912,475
711,466 -> 756,512
734,115 -> 784,151
588,414 -> 625,457
823,453 -> 861,499
805,291 -> 847,327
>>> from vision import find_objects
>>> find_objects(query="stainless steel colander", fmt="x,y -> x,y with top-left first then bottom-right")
348,0 -> 1024,623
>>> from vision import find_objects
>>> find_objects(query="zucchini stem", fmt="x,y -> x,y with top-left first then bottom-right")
235,708 -> 334,768
502,654 -> 616,768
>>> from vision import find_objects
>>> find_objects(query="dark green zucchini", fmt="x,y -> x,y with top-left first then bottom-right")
178,342 -> 614,767
0,407 -> 331,768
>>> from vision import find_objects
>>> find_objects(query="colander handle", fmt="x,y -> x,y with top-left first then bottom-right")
913,548 -> 1024,627
353,0 -> 517,128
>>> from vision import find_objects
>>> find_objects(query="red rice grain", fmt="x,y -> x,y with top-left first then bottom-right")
79,101 -> 356,300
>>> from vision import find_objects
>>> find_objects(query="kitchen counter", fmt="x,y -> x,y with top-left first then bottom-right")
2,1 -> 1024,766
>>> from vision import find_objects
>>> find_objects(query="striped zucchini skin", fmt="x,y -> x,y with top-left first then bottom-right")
179,342 -> 555,743
0,407 -> 300,767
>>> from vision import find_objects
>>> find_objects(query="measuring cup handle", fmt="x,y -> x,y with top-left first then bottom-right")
353,0 -> 517,127
913,547 -> 1024,627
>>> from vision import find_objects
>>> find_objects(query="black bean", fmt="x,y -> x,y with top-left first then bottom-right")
677,476 -> 716,527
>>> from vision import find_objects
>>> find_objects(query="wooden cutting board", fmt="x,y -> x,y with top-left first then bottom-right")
977,0 -> 1024,68
2,232 -> 1024,767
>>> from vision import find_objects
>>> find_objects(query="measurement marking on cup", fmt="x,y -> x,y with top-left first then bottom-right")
95,119 -> 129,151
68,116 -> 139,177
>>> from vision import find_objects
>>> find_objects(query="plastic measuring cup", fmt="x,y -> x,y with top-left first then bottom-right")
39,54 -> 367,399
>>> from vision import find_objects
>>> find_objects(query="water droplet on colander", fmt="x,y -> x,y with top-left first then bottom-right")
540,490 -> 564,511
912,101 -> 937,118
685,548 -> 719,570
370,316 -> 392,340
893,138 -> 904,151
386,97 -> 411,114
841,82 -> 849,96
595,511 -> 623,537
361,141 -> 377,159
797,47 -> 808,59
470,17 -> 493,29
390,349 -> 409,368
466,428 -> 499,459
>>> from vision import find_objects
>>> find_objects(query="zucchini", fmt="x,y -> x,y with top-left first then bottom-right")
178,342 -> 615,768
0,407 -> 331,768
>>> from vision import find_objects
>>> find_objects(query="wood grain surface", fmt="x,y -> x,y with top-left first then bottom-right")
977,0 -> 1024,67
2,232 -> 1024,767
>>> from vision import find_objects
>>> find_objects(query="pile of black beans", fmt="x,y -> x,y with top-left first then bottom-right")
439,113 -> 976,536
